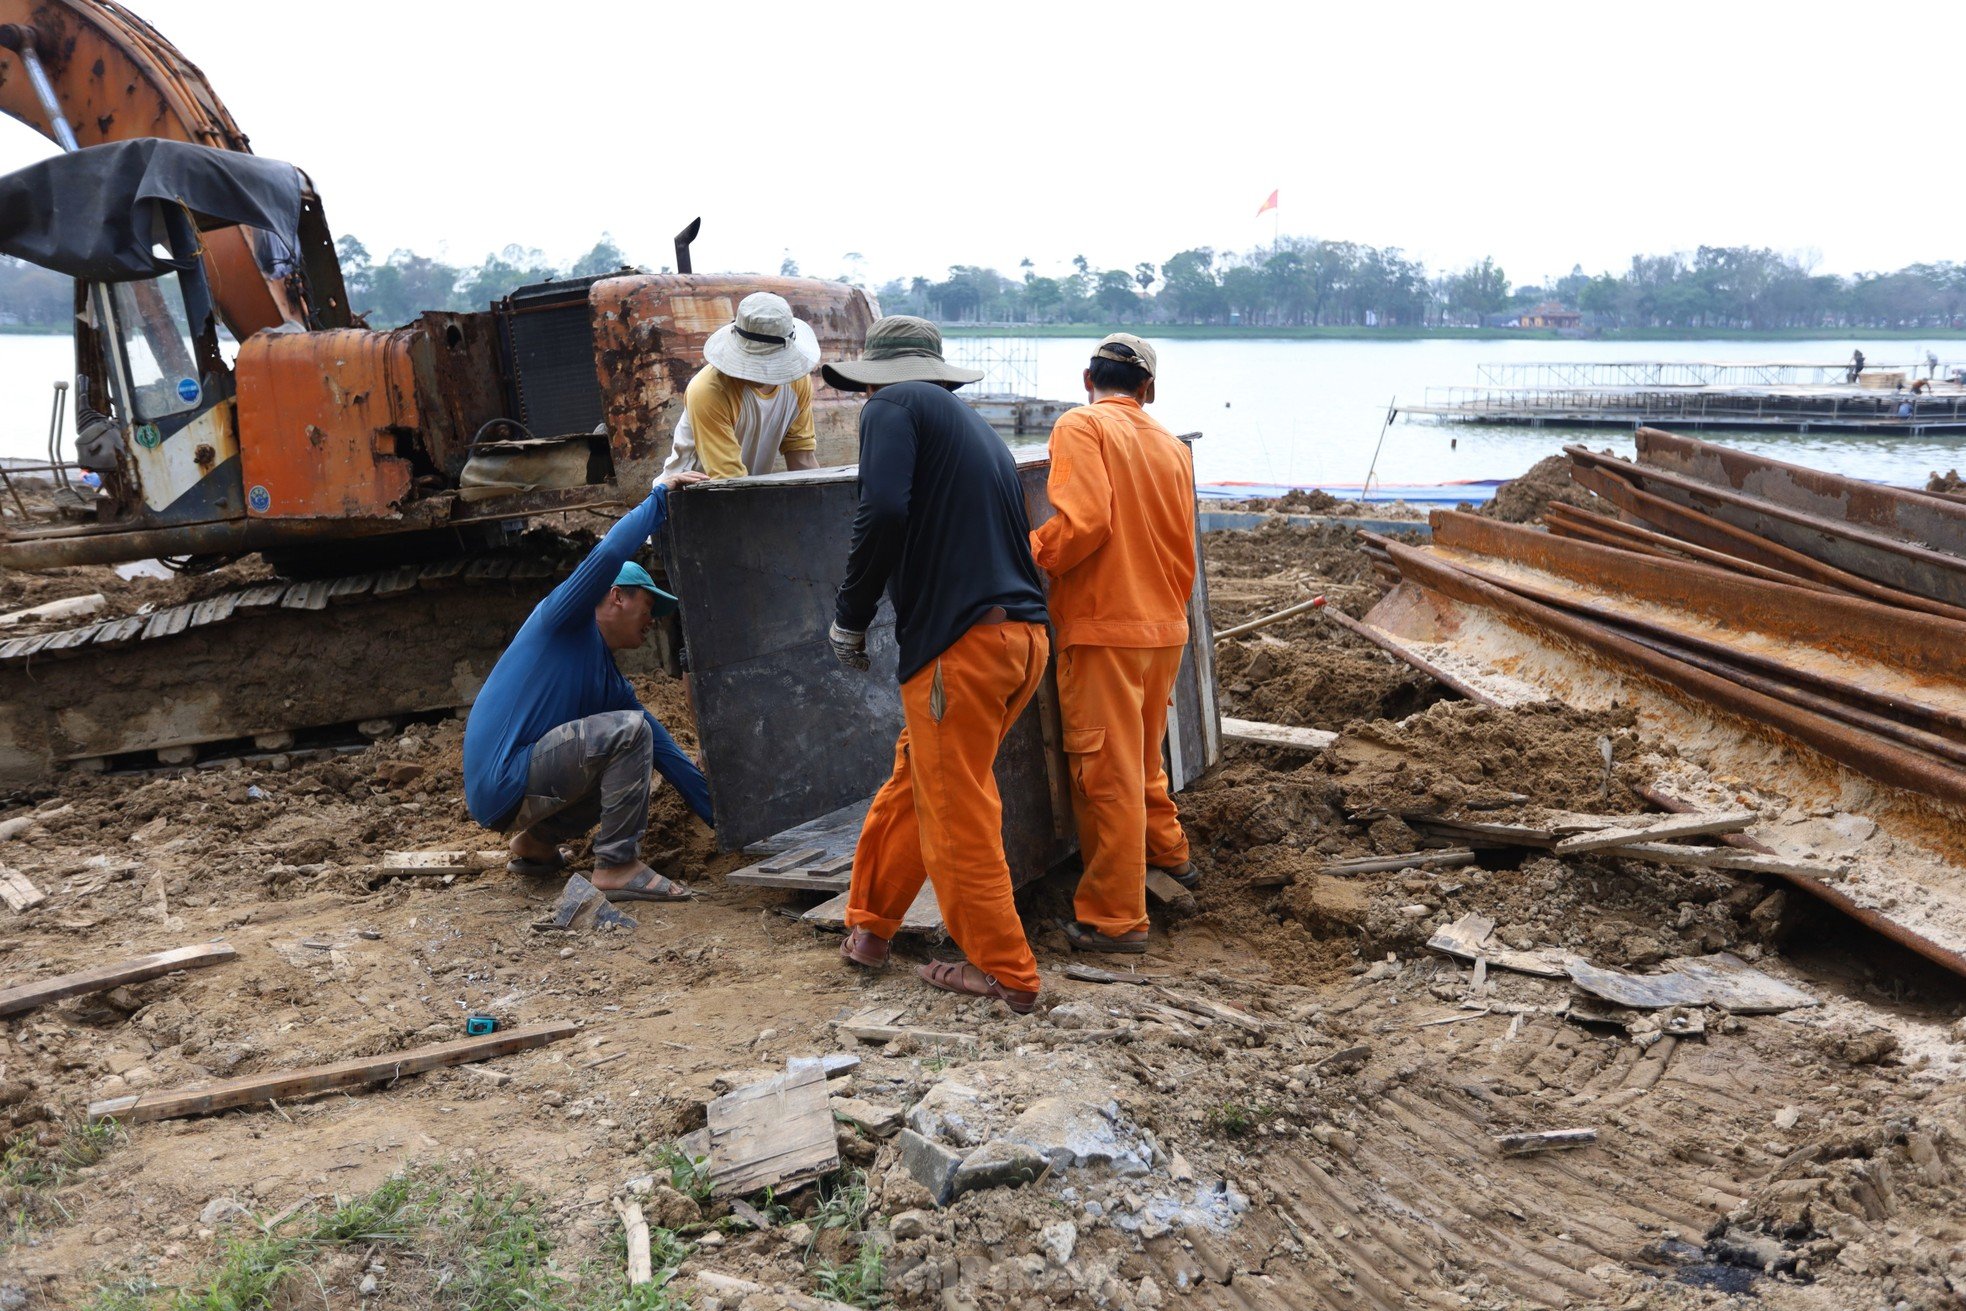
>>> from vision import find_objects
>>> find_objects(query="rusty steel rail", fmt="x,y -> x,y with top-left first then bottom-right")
1384,539 -> 1966,812
1570,445 -> 1966,610
1541,502 -> 1852,595
1380,541 -> 1966,979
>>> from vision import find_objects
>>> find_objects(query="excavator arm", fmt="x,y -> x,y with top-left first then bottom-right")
0,0 -> 348,336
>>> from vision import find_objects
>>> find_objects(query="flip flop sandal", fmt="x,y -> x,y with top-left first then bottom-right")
1063,922 -> 1150,954
1153,861 -> 1200,890
917,960 -> 1038,1015
841,927 -> 891,969
603,868 -> 696,902
507,847 -> 572,877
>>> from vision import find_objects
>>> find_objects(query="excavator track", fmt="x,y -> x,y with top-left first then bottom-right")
0,541 -> 661,790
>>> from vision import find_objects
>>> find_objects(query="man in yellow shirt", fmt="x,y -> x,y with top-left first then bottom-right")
661,292 -> 823,479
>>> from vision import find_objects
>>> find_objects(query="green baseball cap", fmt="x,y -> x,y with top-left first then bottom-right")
613,561 -> 678,616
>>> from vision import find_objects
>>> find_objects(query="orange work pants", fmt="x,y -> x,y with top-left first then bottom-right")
845,620 -> 1050,994
1059,643 -> 1191,938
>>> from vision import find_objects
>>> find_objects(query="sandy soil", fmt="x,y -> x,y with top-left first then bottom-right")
2,523 -> 1964,1311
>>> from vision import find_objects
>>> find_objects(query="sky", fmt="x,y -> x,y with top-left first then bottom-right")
1,0 -> 1953,291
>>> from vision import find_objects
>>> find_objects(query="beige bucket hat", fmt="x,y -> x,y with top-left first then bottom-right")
820,315 -> 984,392
703,292 -> 821,386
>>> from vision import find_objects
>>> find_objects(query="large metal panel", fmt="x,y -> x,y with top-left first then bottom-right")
668,443 -> 1219,868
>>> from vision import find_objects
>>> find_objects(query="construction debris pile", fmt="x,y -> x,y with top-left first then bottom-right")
2,464 -> 1966,1311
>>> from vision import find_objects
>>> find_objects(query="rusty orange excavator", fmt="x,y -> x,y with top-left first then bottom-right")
0,0 -> 877,783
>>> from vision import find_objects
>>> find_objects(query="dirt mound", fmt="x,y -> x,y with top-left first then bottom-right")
1216,634 -> 1439,730
1319,698 -> 1645,815
1480,452 -> 1597,523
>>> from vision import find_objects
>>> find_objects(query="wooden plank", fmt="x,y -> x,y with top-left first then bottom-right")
0,864 -> 46,912
1155,987 -> 1268,1036
0,943 -> 237,1018
1321,849 -> 1478,877
1214,595 -> 1327,642
1064,963 -> 1162,986
373,850 -> 507,876
831,1021 -> 978,1048
88,1020 -> 576,1123
1496,1128 -> 1597,1157
1599,841 -> 1844,881
613,1197 -> 653,1285
1221,717 -> 1338,752
804,882 -> 942,937
1551,811 -> 1756,856
1145,869 -> 1196,912
705,1063 -> 840,1198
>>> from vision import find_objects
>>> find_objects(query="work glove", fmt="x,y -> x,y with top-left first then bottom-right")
828,622 -> 869,671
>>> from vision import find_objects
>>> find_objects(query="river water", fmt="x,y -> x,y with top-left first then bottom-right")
3,331 -> 1959,488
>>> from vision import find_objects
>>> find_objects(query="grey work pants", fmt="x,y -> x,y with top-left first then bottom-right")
504,711 -> 654,867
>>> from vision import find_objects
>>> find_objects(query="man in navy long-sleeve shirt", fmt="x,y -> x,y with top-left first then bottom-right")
463,472 -> 711,900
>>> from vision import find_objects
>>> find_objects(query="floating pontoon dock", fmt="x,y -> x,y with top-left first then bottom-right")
1408,359 -> 1966,434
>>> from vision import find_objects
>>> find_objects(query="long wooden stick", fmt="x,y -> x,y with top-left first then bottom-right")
89,1020 -> 575,1123
1215,595 -> 1327,642
0,943 -> 237,1018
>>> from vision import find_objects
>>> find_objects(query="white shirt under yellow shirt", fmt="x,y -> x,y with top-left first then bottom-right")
660,365 -> 816,479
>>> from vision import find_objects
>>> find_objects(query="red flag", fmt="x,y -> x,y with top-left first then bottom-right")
1256,189 -> 1278,217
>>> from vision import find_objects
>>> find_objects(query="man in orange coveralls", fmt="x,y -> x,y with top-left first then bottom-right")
1030,333 -> 1198,953
823,316 -> 1053,1013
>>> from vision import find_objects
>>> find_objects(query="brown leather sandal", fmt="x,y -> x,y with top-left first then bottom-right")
840,927 -> 890,969
1063,922 -> 1150,954
916,960 -> 1038,1014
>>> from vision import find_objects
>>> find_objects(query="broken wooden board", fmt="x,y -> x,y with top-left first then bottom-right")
1322,849 -> 1478,877
0,942 -> 237,1018
1427,911 -> 1578,979
372,850 -> 506,877
1064,963 -> 1162,986
1145,868 -> 1197,912
832,1020 -> 978,1048
1402,814 -> 1586,850
1567,953 -> 1818,1014
1496,1128 -> 1597,1156
1221,717 -> 1337,752
1156,987 -> 1268,1036
1551,811 -> 1756,856
1598,842 -> 1844,881
803,881 -> 943,937
88,1020 -> 575,1123
705,1062 -> 840,1198
0,864 -> 45,911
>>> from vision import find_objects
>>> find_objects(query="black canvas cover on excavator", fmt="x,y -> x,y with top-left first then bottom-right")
0,138 -> 302,280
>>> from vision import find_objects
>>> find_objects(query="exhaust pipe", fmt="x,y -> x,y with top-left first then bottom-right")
673,217 -> 701,275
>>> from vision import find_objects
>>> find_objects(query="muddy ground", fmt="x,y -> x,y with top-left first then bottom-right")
3,514 -> 1965,1311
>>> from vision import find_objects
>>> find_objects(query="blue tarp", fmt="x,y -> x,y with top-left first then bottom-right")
1198,480 -> 1502,505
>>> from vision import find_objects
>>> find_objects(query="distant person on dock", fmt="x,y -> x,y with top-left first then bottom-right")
1030,334 -> 1199,954
824,316 -> 1052,1013
462,470 -> 713,902
1929,351 -> 1941,379
661,292 -> 822,479
1847,349 -> 1866,384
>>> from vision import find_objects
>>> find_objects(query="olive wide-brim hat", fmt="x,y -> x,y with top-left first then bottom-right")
820,315 -> 984,392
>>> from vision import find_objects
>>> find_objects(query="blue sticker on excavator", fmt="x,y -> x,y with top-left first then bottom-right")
176,377 -> 200,404
248,484 -> 271,513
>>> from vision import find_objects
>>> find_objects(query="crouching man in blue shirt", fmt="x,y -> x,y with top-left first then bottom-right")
463,473 -> 712,901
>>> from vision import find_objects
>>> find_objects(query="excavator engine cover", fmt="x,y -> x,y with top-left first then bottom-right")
236,329 -> 420,518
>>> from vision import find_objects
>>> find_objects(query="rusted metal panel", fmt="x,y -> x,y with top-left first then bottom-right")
1638,427 -> 1966,553
235,329 -> 418,520
1573,444 -> 1966,609
412,310 -> 508,480
591,274 -> 876,476
1430,510 -> 1966,681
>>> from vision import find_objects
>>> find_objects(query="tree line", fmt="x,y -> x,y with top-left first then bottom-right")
876,243 -> 1966,331
5,235 -> 1962,332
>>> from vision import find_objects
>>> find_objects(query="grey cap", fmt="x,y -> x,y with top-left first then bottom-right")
821,316 -> 984,392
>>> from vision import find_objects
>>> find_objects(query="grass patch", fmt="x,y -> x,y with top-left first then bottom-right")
4,1119 -> 122,1242
811,1243 -> 886,1309
76,1165 -> 703,1311
649,1144 -> 713,1207
1207,1101 -> 1275,1139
